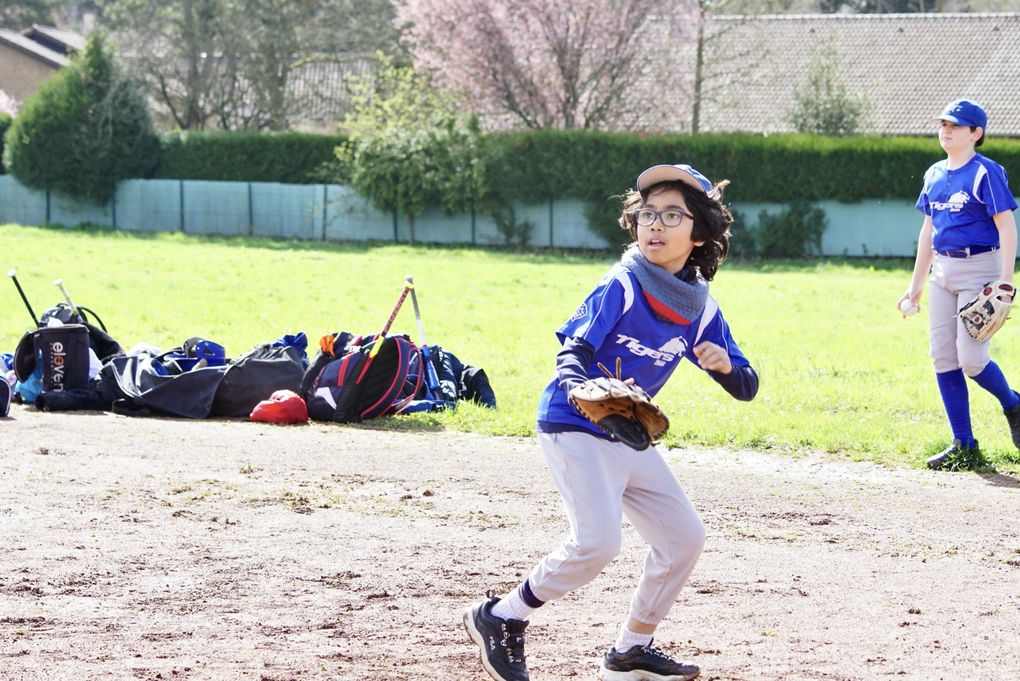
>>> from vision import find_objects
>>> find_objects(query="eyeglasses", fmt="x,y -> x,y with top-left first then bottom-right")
630,207 -> 693,228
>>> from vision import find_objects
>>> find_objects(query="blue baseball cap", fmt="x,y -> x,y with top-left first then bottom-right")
936,99 -> 987,131
636,164 -> 713,193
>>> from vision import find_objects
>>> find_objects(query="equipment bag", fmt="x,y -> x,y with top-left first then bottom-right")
211,344 -> 305,417
304,334 -> 422,423
13,324 -> 91,394
39,302 -> 123,362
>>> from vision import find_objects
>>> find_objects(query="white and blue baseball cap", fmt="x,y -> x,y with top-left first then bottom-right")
935,99 -> 988,131
636,164 -> 713,193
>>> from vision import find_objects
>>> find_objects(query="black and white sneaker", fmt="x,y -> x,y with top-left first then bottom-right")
463,592 -> 530,681
925,439 -> 981,471
1004,392 -> 1020,449
599,641 -> 700,681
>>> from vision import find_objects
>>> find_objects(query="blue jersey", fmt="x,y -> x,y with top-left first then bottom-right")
916,153 -> 1018,251
537,265 -> 752,436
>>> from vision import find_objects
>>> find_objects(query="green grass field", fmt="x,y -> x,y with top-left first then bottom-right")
4,223 -> 1019,472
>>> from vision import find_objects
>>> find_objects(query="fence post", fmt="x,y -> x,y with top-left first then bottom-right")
321,184 -> 328,241
247,182 -> 254,236
179,180 -> 185,233
392,210 -> 399,243
45,190 -> 50,224
111,190 -> 117,229
548,197 -> 554,248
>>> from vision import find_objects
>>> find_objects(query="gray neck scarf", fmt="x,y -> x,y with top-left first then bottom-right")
619,245 -> 708,324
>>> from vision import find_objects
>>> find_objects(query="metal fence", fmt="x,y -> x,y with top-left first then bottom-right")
0,175 -> 934,256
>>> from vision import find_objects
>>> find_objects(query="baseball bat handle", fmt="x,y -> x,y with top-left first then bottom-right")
380,285 -> 411,337
8,270 -> 40,326
368,284 -> 412,359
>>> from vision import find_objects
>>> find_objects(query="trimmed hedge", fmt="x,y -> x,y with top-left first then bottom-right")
139,129 -> 1020,207
0,113 -> 11,174
482,131 -> 1020,204
157,131 -> 347,184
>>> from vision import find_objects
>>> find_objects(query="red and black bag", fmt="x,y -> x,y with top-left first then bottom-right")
303,333 -> 422,423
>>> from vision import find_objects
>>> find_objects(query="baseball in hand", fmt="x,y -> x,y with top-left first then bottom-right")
898,299 -> 920,316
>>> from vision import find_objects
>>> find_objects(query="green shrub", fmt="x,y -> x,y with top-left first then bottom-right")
753,202 -> 827,258
491,204 -> 535,247
3,32 -> 158,203
158,131 -> 346,184
0,113 -> 11,174
727,208 -> 757,258
336,55 -> 486,243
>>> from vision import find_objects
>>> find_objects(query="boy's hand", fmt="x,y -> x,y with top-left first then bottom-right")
567,377 -> 669,451
693,342 -> 731,374
897,289 -> 922,317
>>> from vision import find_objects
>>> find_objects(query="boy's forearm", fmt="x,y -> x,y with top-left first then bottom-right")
911,220 -> 934,288
555,337 -> 594,391
994,211 -> 1017,281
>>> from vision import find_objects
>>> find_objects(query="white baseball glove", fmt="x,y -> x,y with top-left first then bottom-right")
959,280 -> 1016,341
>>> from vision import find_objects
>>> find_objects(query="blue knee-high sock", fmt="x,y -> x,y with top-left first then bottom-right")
968,361 -> 1020,410
936,370 -> 975,446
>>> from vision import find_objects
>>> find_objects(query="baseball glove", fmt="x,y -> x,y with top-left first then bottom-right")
959,280 -> 1016,341
567,359 -> 669,451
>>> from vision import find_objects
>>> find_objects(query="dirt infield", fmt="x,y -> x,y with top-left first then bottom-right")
2,405 -> 1019,681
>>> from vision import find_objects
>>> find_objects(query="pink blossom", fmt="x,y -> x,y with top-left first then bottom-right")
0,89 -> 19,117
396,0 -> 699,130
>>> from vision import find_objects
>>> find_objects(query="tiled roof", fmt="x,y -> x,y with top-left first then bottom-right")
22,24 -> 85,55
694,12 -> 1020,136
0,28 -> 69,68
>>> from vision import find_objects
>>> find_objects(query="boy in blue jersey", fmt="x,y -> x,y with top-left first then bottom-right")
898,98 -> 1020,469
464,164 -> 759,681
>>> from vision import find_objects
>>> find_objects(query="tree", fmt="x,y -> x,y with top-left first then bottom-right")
99,0 -> 403,130
3,32 -> 158,203
336,55 -> 485,244
395,0 -> 699,130
689,0 -> 773,134
0,0 -> 57,28
0,90 -> 19,116
787,43 -> 870,135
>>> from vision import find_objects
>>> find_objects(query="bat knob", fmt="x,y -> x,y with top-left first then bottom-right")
7,269 -> 15,277
405,274 -> 414,284
53,278 -> 62,286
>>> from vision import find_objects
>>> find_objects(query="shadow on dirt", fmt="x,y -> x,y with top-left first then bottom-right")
978,471 -> 1020,488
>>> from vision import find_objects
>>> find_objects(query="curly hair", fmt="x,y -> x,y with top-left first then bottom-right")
617,179 -> 733,281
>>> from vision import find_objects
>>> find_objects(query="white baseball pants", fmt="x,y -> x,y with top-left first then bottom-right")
929,250 -> 1001,375
528,431 -> 705,627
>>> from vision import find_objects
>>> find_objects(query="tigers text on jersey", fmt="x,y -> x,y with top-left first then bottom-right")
916,153 -> 1018,252
537,264 -> 751,436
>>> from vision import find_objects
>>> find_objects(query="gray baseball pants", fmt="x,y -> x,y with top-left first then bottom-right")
528,431 -> 705,627
929,250 -> 1000,375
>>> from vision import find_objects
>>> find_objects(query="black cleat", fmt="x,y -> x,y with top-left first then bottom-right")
599,641 -> 700,681
1004,393 -> 1020,449
463,592 -> 529,681
926,439 -> 981,471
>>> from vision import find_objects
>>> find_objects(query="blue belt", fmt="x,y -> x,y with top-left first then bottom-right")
934,245 -> 998,258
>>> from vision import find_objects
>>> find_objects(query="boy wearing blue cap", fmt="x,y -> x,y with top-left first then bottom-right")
464,164 -> 759,681
898,98 -> 1020,469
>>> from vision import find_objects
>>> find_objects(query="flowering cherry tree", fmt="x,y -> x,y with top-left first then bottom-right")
395,0 -> 699,130
0,90 -> 20,117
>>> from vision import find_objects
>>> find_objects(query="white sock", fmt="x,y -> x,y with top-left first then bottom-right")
490,587 -> 536,622
614,625 -> 653,653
